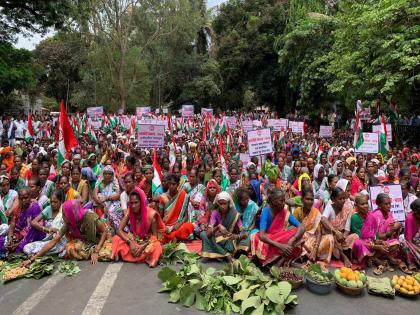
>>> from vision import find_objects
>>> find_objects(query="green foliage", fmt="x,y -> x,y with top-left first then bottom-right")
58,260 -> 81,277
160,242 -> 200,266
326,0 -> 420,110
158,255 -> 298,314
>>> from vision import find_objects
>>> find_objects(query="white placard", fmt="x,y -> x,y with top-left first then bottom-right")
136,106 -> 151,116
279,118 -> 289,131
252,120 -> 262,128
90,120 -> 101,130
201,108 -> 213,116
267,119 -> 282,131
242,120 -> 253,132
87,106 -> 103,118
239,153 -> 251,167
372,124 -> 392,142
355,132 -> 379,154
182,105 -> 194,117
224,116 -> 237,129
247,128 -> 273,157
359,108 -> 371,120
289,121 -> 304,134
319,125 -> 333,138
137,123 -> 165,148
369,184 -> 405,223
120,115 -> 131,129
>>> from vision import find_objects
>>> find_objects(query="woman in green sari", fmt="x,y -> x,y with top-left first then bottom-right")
200,192 -> 247,261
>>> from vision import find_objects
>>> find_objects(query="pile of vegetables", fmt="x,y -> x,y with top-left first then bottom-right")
0,256 -> 59,283
158,255 -> 298,315
305,264 -> 334,284
58,261 -> 81,277
160,242 -> 199,266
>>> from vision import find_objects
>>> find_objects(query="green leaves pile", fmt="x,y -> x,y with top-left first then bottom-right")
0,256 -> 59,283
305,264 -> 334,283
158,255 -> 298,315
160,242 -> 199,266
59,261 -> 81,277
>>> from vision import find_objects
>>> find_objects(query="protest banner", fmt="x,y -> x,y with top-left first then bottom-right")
372,124 -> 392,142
120,115 -> 131,130
369,184 -> 405,223
181,104 -> 194,117
242,120 -> 253,132
279,118 -> 289,131
90,120 -> 101,130
319,125 -> 333,138
289,121 -> 304,134
359,108 -> 371,120
252,120 -> 262,128
137,123 -> 165,148
224,116 -> 237,129
136,106 -> 151,116
267,119 -> 282,131
201,108 -> 213,116
87,106 -> 103,118
247,128 -> 273,157
354,132 -> 379,154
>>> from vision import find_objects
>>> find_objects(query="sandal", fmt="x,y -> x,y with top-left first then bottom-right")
400,263 -> 413,275
373,265 -> 386,275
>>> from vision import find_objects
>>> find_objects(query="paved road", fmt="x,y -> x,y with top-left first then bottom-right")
0,261 -> 417,315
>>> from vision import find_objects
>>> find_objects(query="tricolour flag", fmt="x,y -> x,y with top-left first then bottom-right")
25,113 -> 34,141
353,111 -> 364,150
152,148 -> 162,194
379,114 -> 389,155
57,100 -> 78,166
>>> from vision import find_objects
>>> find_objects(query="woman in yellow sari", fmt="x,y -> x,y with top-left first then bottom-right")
293,189 -> 334,268
71,166 -> 89,205
58,175 -> 80,201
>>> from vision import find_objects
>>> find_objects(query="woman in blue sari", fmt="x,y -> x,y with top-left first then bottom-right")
234,187 -> 259,241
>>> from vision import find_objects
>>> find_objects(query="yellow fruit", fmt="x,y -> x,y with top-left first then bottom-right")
407,291 -> 415,295
400,288 -> 408,294
395,284 -> 401,290
391,279 -> 398,286
406,285 -> 413,291
392,275 -> 398,279
398,279 -> 404,286
406,278 -> 414,286
399,276 -> 406,280
403,283 -> 410,290
414,286 -> 420,294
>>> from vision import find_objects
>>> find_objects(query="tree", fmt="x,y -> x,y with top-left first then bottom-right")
327,0 -> 420,112
0,1 -> 73,42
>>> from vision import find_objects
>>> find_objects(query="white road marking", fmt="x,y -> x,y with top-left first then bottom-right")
81,263 -> 123,315
11,272 -> 64,315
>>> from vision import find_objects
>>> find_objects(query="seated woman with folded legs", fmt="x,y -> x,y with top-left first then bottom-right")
112,187 -> 165,267
200,192 -> 247,261
399,199 -> 420,273
251,189 -> 305,267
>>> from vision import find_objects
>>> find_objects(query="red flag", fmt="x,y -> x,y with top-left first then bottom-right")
59,100 -> 78,150
153,147 -> 163,181
27,113 -> 34,136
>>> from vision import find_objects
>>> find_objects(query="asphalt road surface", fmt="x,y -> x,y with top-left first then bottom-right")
0,261 -> 417,315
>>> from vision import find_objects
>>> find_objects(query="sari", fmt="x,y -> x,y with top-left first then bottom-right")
66,186 -> 80,201
294,207 -> 334,263
400,213 -> 420,266
60,200 -> 112,261
185,183 -> 205,235
112,188 -> 165,266
160,189 -> 193,242
352,209 -> 399,264
200,206 -> 247,258
235,199 -> 259,236
0,202 -> 45,255
23,205 -> 67,256
0,189 -> 18,223
197,180 -> 220,234
250,207 -> 301,266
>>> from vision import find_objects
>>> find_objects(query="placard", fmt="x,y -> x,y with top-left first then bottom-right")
137,124 -> 165,148
87,106 -> 103,118
252,120 -> 262,128
369,184 -> 405,223
181,104 -> 194,117
136,106 -> 151,116
279,118 -> 289,131
247,128 -> 273,157
201,108 -> 213,116
319,125 -> 333,138
372,124 -> 392,142
354,132 -> 379,154
289,121 -> 304,134
224,116 -> 237,129
242,120 -> 253,132
267,119 -> 282,131
239,153 -> 251,168
120,115 -> 131,129
359,108 -> 371,120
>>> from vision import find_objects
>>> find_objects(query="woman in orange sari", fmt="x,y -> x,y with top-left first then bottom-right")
251,189 -> 305,267
159,174 -> 194,242
112,187 -> 164,267
293,189 -> 334,269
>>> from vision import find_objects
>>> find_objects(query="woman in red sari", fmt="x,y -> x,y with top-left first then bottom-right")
350,166 -> 367,197
112,187 -> 165,267
251,189 -> 305,266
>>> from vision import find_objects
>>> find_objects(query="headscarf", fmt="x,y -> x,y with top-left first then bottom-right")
332,160 -> 343,176
0,174 -> 9,184
142,164 -> 153,173
204,179 -> 221,200
97,165 -> 118,186
214,191 -> 235,209
81,167 -> 97,182
298,173 -> 311,191
346,157 -> 356,166
62,200 -> 89,240
336,178 -> 349,192
128,187 -> 148,239
313,164 -> 324,180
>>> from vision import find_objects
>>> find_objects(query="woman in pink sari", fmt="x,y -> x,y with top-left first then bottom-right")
354,193 -> 408,275
251,189 -> 305,267
400,199 -> 420,272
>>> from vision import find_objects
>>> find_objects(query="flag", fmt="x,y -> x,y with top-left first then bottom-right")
278,131 -> 285,145
353,111 -> 364,150
152,148 -> 162,194
218,119 -> 227,135
316,143 -> 324,162
57,100 -> 78,166
379,114 -> 389,155
25,113 -> 34,141
86,119 -> 97,143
